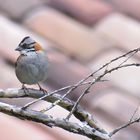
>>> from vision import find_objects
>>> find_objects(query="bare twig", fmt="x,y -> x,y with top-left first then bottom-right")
22,81 -> 93,109
109,103 -> 140,137
109,117 -> 140,137
66,83 -> 91,120
117,49 -> 138,67
66,63 -> 140,120
0,102 -> 111,140
129,102 -> 140,122
41,80 -> 107,113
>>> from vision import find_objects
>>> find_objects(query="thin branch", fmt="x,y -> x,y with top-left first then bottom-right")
0,88 -> 107,134
66,84 -> 90,120
64,48 -> 140,119
94,47 -> 140,74
22,81 -> 94,109
117,50 -> 138,67
105,48 -> 140,68
109,103 -> 140,137
43,49 -> 139,117
66,63 -> 140,119
0,102 -> 111,140
129,102 -> 140,122
41,80 -> 107,113
109,117 -> 140,137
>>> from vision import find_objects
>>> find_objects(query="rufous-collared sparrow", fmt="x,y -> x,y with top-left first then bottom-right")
15,36 -> 49,92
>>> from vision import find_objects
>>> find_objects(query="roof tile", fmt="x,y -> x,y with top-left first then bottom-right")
0,114 -> 57,140
0,0 -> 44,20
106,0 -> 140,20
48,0 -> 113,26
94,13 -> 140,51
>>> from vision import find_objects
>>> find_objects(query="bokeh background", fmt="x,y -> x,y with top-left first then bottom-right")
0,0 -> 140,140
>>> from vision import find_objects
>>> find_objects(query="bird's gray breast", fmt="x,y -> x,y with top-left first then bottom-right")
15,52 -> 48,85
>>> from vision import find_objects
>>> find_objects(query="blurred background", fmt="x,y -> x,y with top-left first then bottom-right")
0,0 -> 140,140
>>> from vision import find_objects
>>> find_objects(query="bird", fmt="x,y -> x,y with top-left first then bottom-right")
15,36 -> 49,93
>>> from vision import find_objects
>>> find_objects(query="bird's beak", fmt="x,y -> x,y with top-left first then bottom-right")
15,46 -> 22,51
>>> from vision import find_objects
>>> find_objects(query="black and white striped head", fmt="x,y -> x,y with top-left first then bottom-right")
15,36 -> 42,54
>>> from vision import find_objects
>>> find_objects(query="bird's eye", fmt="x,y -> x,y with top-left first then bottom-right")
21,43 -> 28,48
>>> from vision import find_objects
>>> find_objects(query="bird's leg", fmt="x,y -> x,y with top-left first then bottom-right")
37,83 -> 47,95
21,84 -> 28,95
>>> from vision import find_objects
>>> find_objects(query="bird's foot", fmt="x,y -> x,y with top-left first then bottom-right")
21,84 -> 29,95
37,83 -> 47,95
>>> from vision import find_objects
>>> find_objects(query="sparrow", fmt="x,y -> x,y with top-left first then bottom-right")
15,36 -> 49,92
